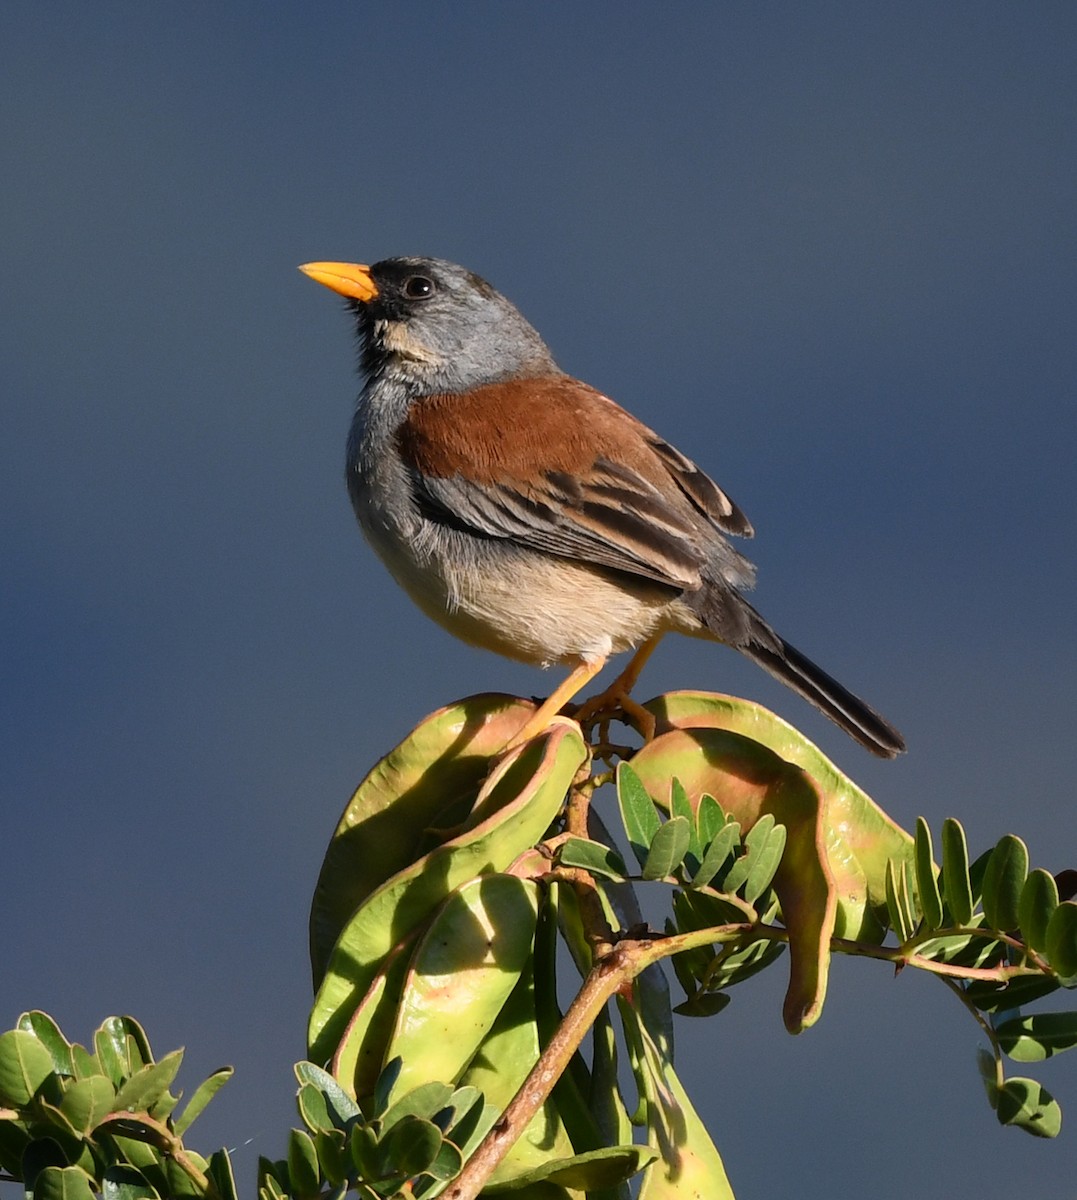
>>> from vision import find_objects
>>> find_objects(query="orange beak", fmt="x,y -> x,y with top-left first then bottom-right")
298,261 -> 379,302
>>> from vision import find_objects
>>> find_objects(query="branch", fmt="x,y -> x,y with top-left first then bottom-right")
443,923 -> 753,1200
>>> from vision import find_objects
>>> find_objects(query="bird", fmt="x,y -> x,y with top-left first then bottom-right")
299,255 -> 905,759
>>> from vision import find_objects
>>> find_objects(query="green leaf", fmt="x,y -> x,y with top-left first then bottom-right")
557,837 -> 629,881
941,817 -> 974,926
17,1014 -> 74,1077
312,1129 -> 348,1188
380,1082 -> 455,1131
1018,869 -> 1059,954
100,1130 -> 162,1182
995,1077 -> 1062,1138
982,835 -> 1029,932
32,1165 -> 96,1200
617,762 -> 662,869
965,975 -> 1060,1012
350,1123 -> 400,1188
36,1098 -> 81,1142
695,793 -> 725,848
70,1045 -> 98,1082
93,1018 -> 152,1087
287,1128 -> 321,1197
885,858 -> 914,943
111,1050 -> 183,1116
486,1144 -> 658,1191
371,1056 -> 402,1119
296,1083 -> 331,1134
59,1075 -> 116,1134
641,816 -> 691,880
917,925 -> 1004,970
1046,900 -> 1077,983
380,1115 -> 442,1176
977,1046 -> 1000,1110
441,1087 -> 485,1158
914,818 -> 943,930
703,936 -> 785,991
673,992 -> 732,1018
163,1157 -> 203,1200
256,1156 -> 288,1199
0,1120 -> 31,1175
743,822 -> 786,904
673,887 -> 749,937
22,1137 -> 69,1191
0,1028 -> 55,1105
293,1063 -> 361,1125
996,1012 -> 1077,1062
968,848 -> 993,906
116,1019 -> 152,1069
259,1168 -> 287,1200
719,850 -> 752,896
671,778 -> 703,867
172,1067 -> 233,1136
425,1137 -> 464,1182
101,1165 -> 160,1200
691,820 -> 740,889
207,1149 -> 239,1200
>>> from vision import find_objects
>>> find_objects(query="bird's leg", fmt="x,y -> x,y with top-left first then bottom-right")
504,655 -> 607,750
573,635 -> 663,742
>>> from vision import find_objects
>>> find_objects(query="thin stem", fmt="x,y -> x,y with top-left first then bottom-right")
829,935 -> 1042,982
565,778 -> 592,841
940,975 -> 1004,1065
99,1113 -> 217,1200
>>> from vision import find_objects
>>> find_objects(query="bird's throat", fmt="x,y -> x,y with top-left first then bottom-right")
373,319 -> 439,366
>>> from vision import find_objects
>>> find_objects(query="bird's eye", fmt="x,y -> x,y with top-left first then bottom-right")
403,275 -> 436,300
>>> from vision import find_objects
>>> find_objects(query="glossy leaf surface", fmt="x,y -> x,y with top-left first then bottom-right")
309,722 -> 586,1063
310,693 -> 543,982
384,875 -> 539,1099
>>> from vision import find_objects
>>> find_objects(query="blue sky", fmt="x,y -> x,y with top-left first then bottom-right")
3,5 -> 1076,1196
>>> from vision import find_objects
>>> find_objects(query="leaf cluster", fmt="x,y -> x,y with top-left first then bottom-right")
0,1011 -> 233,1200
4,690 -> 1075,1200
883,818 -> 1077,1136
260,1062 -> 482,1200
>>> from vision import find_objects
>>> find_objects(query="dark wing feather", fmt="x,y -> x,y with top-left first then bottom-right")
413,458 -> 707,589
647,437 -> 754,537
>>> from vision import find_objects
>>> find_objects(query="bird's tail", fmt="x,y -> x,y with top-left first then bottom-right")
702,593 -> 906,759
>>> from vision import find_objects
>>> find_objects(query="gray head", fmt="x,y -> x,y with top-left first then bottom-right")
301,256 -> 560,394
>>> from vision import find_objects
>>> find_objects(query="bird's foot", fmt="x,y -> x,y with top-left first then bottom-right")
573,687 -> 656,744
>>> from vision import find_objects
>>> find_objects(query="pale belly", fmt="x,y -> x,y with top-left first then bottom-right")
365,515 -> 702,668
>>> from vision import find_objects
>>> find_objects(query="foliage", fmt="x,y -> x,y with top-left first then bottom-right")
0,1012 -> 235,1200
4,690 -> 1075,1197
